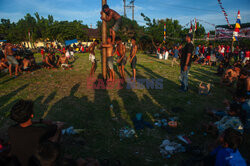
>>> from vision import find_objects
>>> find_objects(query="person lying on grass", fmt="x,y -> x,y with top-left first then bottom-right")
8,99 -> 64,166
202,128 -> 246,166
204,103 -> 245,136
57,53 -> 72,70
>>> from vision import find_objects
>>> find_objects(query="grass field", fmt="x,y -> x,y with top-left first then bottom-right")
0,51 -> 248,165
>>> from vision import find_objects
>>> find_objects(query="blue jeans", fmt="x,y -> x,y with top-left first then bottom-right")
180,66 -> 190,90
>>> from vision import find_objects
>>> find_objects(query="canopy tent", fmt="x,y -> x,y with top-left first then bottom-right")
0,40 -> 7,42
65,39 -> 78,46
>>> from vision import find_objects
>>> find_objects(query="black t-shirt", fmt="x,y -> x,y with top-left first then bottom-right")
8,123 -> 57,166
181,42 -> 194,67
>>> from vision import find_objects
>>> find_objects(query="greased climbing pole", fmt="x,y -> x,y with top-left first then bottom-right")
102,0 -> 107,80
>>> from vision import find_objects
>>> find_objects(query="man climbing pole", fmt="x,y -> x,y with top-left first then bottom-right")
101,4 -> 122,44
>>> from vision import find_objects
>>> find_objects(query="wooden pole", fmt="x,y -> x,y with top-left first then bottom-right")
102,0 -> 107,80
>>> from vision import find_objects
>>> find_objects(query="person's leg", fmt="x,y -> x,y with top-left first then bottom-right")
180,66 -> 184,89
110,28 -> 115,44
183,67 -> 190,91
171,59 -> 174,67
15,65 -> 18,76
9,64 -> 12,76
90,62 -> 95,76
133,69 -> 136,81
111,69 -> 115,82
108,68 -> 112,81
118,66 -> 122,78
121,65 -> 125,80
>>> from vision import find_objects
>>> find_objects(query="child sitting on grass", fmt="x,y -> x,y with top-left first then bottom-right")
203,128 -> 246,166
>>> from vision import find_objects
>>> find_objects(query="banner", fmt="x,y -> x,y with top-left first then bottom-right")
216,27 -> 250,39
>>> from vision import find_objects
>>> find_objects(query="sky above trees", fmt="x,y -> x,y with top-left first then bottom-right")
0,0 -> 249,31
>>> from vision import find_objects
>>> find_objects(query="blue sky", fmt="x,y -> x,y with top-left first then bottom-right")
0,0 -> 249,31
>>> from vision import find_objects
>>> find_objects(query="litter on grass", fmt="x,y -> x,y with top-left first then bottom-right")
160,139 -> 186,158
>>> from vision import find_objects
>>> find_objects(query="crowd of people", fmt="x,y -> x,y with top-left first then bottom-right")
0,43 -> 83,77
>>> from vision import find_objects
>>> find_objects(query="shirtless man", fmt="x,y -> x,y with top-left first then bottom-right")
57,53 -> 71,70
113,37 -> 126,80
101,4 -> 122,44
129,37 -> 138,81
45,53 -> 56,69
22,57 -> 31,72
4,43 -> 19,76
102,36 -> 115,82
152,39 -> 163,57
87,40 -> 99,76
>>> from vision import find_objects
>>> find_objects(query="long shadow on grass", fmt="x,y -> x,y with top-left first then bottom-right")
0,84 -> 29,109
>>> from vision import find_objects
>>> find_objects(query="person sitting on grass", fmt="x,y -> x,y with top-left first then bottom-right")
21,56 -> 32,73
0,53 -> 8,71
8,99 -> 63,166
215,62 -> 225,76
45,52 -> 57,69
203,128 -> 246,166
57,53 -> 72,70
102,36 -> 115,82
101,4 -> 122,44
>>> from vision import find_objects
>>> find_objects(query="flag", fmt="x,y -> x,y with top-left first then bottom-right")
189,21 -> 193,33
195,18 -> 197,31
164,24 -> 166,43
233,10 -> 241,42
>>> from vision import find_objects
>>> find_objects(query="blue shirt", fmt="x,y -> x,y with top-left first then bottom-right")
210,146 -> 247,166
195,46 -> 199,55
173,49 -> 179,58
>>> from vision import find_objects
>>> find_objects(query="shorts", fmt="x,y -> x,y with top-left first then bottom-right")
107,56 -> 114,70
61,64 -> 69,68
206,56 -> 211,60
7,55 -> 18,65
89,54 -> 96,63
131,56 -> 137,69
23,67 -> 30,71
113,17 -> 122,32
118,56 -> 127,67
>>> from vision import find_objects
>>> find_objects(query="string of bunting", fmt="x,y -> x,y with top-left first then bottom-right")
218,0 -> 233,28
196,19 -> 216,27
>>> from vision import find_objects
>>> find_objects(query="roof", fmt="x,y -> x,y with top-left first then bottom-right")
84,28 -> 101,39
216,23 -> 250,29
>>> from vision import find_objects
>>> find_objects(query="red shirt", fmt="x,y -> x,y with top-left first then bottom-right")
245,51 -> 250,58
41,49 -> 44,55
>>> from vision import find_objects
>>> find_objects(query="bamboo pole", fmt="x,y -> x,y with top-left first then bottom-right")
102,0 -> 107,80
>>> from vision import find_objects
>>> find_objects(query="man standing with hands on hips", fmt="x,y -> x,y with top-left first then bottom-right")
180,33 -> 194,92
